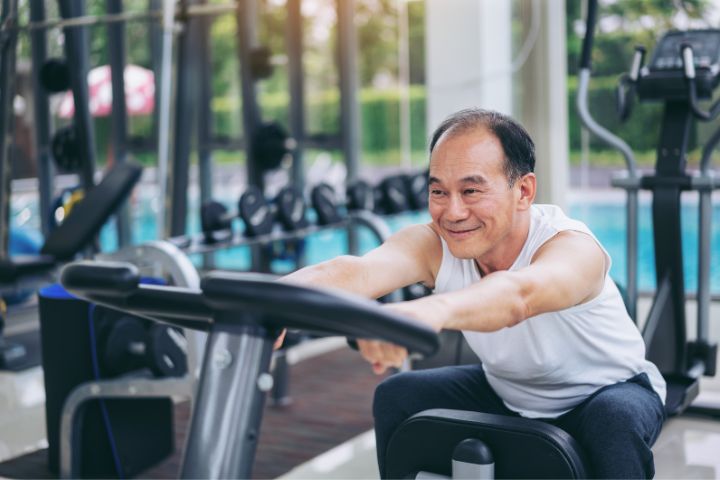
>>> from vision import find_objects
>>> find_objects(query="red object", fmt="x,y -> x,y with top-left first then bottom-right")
57,64 -> 155,118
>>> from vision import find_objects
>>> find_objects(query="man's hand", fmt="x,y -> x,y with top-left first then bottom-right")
356,339 -> 408,375
273,329 -> 287,350
357,298 -> 445,375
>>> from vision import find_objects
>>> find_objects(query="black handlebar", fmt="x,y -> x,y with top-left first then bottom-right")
202,272 -> 440,356
60,261 -> 440,357
579,0 -> 598,70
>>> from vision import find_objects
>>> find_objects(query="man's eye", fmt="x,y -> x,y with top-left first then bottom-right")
464,189 -> 480,195
430,189 -> 445,196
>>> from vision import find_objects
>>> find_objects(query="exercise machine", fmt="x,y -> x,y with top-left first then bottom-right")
577,0 -> 719,416
58,260 -> 439,479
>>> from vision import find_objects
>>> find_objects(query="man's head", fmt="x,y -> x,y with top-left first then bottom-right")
427,109 -> 537,269
429,108 -> 535,187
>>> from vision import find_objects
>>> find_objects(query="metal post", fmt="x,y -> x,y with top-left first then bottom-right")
106,0 -> 132,247
236,0 -> 262,189
236,0 -> 269,271
58,0 -> 97,192
180,326 -> 274,479
156,0 -> 176,239
197,1 -> 213,206
287,0 -> 305,191
337,0 -> 361,255
168,0 -> 202,237
0,0 -> 19,258
29,1 -> 55,238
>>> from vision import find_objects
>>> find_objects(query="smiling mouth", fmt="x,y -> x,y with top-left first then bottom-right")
445,226 -> 481,236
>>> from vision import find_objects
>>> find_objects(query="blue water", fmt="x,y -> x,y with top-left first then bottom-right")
11,194 -> 720,293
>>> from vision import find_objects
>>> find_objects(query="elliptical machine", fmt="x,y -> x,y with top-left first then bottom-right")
577,0 -> 719,416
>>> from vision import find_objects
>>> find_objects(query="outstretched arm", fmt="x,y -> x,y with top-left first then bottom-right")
281,223 -> 441,298
391,230 -> 608,333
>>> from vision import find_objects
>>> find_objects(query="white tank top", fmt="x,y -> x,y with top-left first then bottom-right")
433,204 -> 666,418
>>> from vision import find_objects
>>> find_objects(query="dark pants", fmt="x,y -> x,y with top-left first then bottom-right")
373,365 -> 665,479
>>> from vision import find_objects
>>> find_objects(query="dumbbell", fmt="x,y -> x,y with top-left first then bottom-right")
238,185 -> 309,237
376,172 -> 429,214
94,307 -> 187,378
200,200 -> 237,243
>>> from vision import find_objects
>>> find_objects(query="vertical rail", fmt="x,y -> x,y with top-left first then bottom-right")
29,1 -> 55,238
106,0 -> 132,247
0,0 -> 19,258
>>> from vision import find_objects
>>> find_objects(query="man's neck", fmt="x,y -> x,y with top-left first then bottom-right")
475,209 -> 532,275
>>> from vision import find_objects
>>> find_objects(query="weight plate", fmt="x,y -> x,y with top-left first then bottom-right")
238,186 -> 275,236
380,175 -> 411,214
311,184 -> 343,225
347,180 -> 375,211
146,325 -> 187,378
406,173 -> 429,210
275,186 -> 308,231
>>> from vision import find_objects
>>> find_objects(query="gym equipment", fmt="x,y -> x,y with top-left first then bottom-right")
249,46 -> 274,79
200,184 -> 307,242
0,161 -> 142,283
0,304 -> 26,370
50,187 -> 85,228
386,409 -> 588,479
39,57 -> 71,93
578,0 -> 719,416
252,122 -> 295,172
311,183 -> 344,225
93,305 -> 187,378
59,260 -> 439,479
39,283 -> 177,478
376,172 -> 428,214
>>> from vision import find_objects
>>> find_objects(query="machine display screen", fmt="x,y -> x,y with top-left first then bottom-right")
650,30 -> 720,70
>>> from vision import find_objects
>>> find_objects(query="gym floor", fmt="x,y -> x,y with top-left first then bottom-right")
1,298 -> 719,479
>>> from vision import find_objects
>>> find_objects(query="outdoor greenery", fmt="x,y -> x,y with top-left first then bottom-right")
11,0 -> 720,174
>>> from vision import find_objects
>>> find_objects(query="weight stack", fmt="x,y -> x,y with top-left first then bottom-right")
38,284 -> 174,478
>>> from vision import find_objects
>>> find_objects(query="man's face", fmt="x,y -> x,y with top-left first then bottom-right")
428,128 -> 521,262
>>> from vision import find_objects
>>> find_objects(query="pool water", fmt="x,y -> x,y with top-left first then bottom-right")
11,194 -> 720,294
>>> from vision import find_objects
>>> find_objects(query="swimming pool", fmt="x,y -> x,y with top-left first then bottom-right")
11,192 -> 720,294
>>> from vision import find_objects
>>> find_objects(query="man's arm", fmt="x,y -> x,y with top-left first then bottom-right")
393,230 -> 608,333
281,223 -> 441,299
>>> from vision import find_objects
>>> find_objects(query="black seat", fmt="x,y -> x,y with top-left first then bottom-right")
386,408 -> 589,479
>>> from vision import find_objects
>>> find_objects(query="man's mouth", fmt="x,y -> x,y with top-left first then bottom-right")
445,225 -> 481,238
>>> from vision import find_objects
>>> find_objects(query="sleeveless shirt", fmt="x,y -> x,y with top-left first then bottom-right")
433,204 -> 666,418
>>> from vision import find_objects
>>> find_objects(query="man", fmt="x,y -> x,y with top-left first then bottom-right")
283,108 -> 665,478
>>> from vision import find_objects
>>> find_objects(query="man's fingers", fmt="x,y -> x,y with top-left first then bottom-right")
357,339 -> 408,374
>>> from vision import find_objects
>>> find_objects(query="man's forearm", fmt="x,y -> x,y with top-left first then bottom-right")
412,270 -> 530,332
280,255 -> 380,298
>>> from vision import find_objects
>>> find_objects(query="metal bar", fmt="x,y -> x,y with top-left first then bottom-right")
235,0 -> 269,272
169,0 -> 202,237
12,3 -> 239,33
286,0 -> 305,191
180,327 -> 274,479
58,0 -> 97,193
107,0 -> 132,248
156,0 -> 176,238
197,1 -> 213,206
697,190 -> 711,340
59,377 -> 194,479
336,0 -> 361,256
0,0 -> 19,258
29,1 -> 55,238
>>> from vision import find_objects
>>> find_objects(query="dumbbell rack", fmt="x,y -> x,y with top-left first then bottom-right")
178,210 -> 392,257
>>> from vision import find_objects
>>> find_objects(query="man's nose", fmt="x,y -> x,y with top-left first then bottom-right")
445,194 -> 469,221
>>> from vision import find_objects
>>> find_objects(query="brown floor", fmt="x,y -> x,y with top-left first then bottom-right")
0,346 -> 386,479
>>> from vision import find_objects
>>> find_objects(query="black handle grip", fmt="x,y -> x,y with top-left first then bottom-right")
579,0 -> 598,70
60,261 -> 140,297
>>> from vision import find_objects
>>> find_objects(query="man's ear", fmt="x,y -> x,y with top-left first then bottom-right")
516,173 -> 536,210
